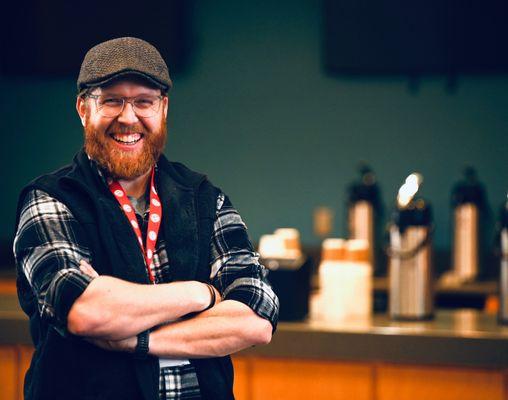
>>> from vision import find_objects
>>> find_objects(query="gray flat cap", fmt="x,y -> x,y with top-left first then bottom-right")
77,37 -> 172,93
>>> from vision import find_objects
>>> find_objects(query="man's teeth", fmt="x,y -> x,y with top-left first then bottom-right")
112,133 -> 142,144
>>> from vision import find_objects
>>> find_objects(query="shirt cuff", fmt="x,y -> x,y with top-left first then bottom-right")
50,268 -> 94,333
223,277 -> 279,333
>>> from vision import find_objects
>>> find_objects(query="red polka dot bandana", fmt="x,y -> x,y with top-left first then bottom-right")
109,167 -> 161,283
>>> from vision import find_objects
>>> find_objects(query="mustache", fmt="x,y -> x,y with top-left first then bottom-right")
106,122 -> 146,135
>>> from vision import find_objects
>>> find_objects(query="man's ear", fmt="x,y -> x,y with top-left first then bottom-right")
163,96 -> 169,119
76,96 -> 87,127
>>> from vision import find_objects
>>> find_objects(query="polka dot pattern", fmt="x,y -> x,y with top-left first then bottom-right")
108,167 -> 161,284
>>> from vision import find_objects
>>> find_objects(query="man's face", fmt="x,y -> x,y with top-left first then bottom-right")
76,79 -> 169,180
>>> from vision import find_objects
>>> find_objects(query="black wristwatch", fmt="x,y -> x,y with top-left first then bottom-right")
134,330 -> 150,359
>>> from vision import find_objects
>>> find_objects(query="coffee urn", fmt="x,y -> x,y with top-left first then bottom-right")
388,173 -> 434,320
449,167 -> 487,283
499,197 -> 508,324
347,163 -> 383,274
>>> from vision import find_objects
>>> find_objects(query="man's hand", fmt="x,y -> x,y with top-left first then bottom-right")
80,260 -> 99,278
80,260 -> 136,353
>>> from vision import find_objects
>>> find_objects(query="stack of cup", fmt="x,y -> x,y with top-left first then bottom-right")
312,239 -> 372,322
311,238 -> 345,321
343,239 -> 372,318
258,228 -> 302,262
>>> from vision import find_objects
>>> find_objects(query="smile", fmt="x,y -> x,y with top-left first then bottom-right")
110,133 -> 143,145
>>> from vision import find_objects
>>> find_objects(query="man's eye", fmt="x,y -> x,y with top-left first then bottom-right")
100,98 -> 123,106
134,98 -> 155,108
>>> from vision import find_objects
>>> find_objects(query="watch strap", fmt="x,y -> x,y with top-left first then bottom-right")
134,330 -> 150,359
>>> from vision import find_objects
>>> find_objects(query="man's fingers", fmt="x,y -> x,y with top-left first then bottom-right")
79,260 -> 99,278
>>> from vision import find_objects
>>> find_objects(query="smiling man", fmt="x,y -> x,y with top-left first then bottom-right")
13,37 -> 278,400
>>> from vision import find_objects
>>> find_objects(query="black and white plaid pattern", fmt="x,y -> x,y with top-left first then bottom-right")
14,163 -> 279,400
159,364 -> 201,400
14,190 -> 93,335
210,194 -> 279,326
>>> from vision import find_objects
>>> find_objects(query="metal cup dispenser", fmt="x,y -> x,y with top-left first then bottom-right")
347,163 -> 383,275
388,173 -> 434,320
499,197 -> 508,324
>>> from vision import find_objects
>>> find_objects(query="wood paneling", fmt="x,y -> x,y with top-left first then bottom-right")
232,356 -> 250,400
0,346 -> 18,400
376,364 -> 505,400
250,358 -> 374,400
0,280 -> 17,295
17,346 -> 33,400
3,347 -> 508,400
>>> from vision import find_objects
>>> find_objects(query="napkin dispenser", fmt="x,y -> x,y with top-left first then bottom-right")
259,229 -> 311,321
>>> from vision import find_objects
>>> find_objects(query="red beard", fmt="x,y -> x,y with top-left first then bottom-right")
84,116 -> 167,180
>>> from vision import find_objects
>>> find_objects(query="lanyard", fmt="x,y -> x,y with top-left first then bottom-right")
109,168 -> 162,283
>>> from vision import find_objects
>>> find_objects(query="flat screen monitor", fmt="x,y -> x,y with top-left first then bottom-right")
323,0 -> 508,76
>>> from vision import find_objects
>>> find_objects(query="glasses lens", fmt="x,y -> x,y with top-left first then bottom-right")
96,96 -> 124,117
133,96 -> 161,118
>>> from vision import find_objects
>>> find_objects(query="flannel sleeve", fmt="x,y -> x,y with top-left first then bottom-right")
13,189 -> 94,335
209,193 -> 279,332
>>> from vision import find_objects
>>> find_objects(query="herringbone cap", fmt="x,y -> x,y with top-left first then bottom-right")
77,37 -> 172,93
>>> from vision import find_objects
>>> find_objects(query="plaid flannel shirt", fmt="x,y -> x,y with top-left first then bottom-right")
14,163 -> 279,400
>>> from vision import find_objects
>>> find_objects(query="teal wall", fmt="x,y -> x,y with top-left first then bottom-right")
1,0 -> 507,255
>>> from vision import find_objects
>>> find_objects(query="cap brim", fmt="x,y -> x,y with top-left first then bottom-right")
81,70 -> 170,93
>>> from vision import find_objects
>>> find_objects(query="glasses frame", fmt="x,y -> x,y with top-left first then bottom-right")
86,94 -> 164,118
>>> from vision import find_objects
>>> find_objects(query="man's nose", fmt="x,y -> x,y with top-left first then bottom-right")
116,101 -> 139,124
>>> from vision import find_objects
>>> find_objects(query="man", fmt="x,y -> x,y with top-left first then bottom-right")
13,37 -> 279,400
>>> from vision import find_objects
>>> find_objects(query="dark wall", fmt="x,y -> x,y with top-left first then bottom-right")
1,1 -> 507,262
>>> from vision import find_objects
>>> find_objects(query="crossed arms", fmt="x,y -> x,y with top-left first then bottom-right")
15,189 -> 279,358
68,265 -> 273,357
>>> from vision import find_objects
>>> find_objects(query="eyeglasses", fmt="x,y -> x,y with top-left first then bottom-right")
86,94 -> 164,118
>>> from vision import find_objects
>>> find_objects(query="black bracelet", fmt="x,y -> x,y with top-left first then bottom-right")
202,283 -> 216,312
134,330 -> 150,359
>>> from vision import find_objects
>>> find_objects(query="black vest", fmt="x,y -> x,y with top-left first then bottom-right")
16,149 -> 235,400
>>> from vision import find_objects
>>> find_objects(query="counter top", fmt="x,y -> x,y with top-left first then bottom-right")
2,293 -> 508,368
242,311 -> 508,368
373,276 -> 498,295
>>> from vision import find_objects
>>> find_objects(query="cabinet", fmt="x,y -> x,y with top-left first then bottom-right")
232,357 -> 508,400
2,347 -> 507,400
0,346 -> 33,400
